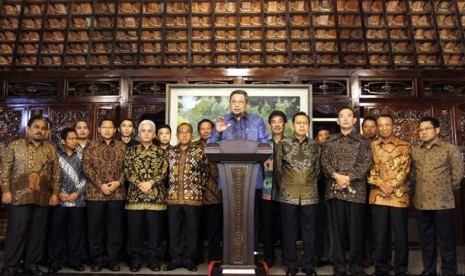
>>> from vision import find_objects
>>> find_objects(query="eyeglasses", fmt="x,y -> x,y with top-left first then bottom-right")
417,126 -> 435,133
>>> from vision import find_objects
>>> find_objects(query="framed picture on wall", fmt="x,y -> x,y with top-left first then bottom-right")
166,84 -> 312,144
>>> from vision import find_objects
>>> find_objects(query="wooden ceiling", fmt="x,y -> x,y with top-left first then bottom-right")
0,0 -> 464,70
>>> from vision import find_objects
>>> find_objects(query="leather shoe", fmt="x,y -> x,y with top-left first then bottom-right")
149,264 -> 161,271
302,269 -> 317,276
28,266 -> 45,276
47,266 -> 61,274
286,268 -> 298,276
164,263 -> 180,271
91,264 -> 102,272
129,265 -> 140,272
69,264 -> 85,272
105,264 -> 120,272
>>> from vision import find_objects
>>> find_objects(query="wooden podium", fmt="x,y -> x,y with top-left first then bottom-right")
206,139 -> 272,276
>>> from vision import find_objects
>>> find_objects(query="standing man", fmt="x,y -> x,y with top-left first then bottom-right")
411,116 -> 464,276
362,116 -> 377,267
194,119 -> 222,263
118,118 -> 140,147
275,112 -> 320,276
321,107 -> 372,276
261,110 -> 287,267
314,127 -> 332,267
48,128 -> 87,273
83,118 -> 126,272
1,116 -> 60,276
124,120 -> 168,272
75,120 -> 90,153
156,123 -> 172,150
165,123 -> 208,272
208,89 -> 269,256
368,115 -> 411,276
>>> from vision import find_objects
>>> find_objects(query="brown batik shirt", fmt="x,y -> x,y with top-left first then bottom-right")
411,138 -> 464,210
166,144 -> 208,206
368,136 -> 411,208
83,139 -> 126,201
193,139 -> 221,205
321,131 -> 373,204
1,139 -> 61,206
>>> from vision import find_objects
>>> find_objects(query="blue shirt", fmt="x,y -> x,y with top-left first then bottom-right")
208,112 -> 269,189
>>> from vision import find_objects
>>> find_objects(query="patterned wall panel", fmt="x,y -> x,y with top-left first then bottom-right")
49,107 -> 91,145
0,109 -> 22,144
387,107 -> 432,146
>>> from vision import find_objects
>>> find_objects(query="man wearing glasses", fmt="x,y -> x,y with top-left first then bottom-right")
411,116 -> 464,276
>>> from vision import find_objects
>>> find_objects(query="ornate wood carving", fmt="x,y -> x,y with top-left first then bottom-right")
363,107 -> 385,118
389,108 -> 431,146
30,108 -> 44,118
67,81 -> 119,96
132,81 -> 175,95
97,106 -> 117,126
302,80 -> 348,96
361,80 -> 413,96
313,104 -> 341,118
0,109 -> 21,144
424,81 -> 465,96
128,104 -> 164,124
49,108 -> 91,145
7,81 -> 57,97
437,108 -> 453,143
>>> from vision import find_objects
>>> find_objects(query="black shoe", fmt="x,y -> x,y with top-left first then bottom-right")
302,269 -> 317,276
105,263 -> 120,272
164,263 -> 180,271
28,266 -> 45,276
149,264 -> 161,272
264,258 -> 275,268
286,268 -> 298,276
315,258 -> 331,267
47,266 -> 61,274
68,264 -> 85,272
186,265 -> 197,272
363,257 -> 374,268
91,264 -> 102,272
129,265 -> 140,272
1,267 -> 24,276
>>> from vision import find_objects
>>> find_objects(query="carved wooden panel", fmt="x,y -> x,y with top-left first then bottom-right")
386,106 -> 432,146
7,81 -> 58,97
67,80 -> 120,97
363,106 -> 385,118
29,108 -> 45,118
424,81 -> 465,96
49,106 -> 92,145
313,104 -> 344,118
302,79 -> 348,96
97,106 -> 118,127
131,80 -> 176,96
128,104 -> 165,125
437,108 -> 454,144
361,80 -> 414,96
0,109 -> 22,144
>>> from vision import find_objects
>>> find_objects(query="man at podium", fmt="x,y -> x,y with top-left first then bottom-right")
207,89 -> 269,258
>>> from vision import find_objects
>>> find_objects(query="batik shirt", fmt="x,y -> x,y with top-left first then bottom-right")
1,139 -> 61,206
166,144 -> 208,206
124,143 -> 168,210
411,138 -> 464,210
83,139 -> 126,201
275,136 -> 320,205
321,131 -> 372,204
58,150 -> 86,207
368,136 -> 411,208
193,139 -> 221,205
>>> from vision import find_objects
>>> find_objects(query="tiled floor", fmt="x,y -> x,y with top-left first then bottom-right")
15,246 -> 462,275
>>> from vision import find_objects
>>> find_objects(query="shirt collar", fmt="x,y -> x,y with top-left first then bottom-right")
292,136 -> 309,143
225,112 -> 249,121
420,138 -> 444,149
98,139 -> 115,146
376,135 -> 400,146
26,138 -> 44,147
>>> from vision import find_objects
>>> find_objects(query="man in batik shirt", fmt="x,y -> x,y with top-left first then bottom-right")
368,115 -> 411,276
275,112 -> 320,276
164,123 -> 208,272
1,116 -> 60,276
124,120 -> 168,272
321,107 -> 372,276
193,119 -> 222,263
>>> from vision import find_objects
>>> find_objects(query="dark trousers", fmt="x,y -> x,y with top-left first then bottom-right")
198,203 -> 222,262
260,199 -> 279,263
371,205 -> 408,275
48,206 -> 85,268
329,199 -> 365,275
315,196 -> 331,261
416,208 -> 456,276
127,210 -> 165,266
280,203 -> 315,271
87,200 -> 125,266
168,205 -> 201,267
3,205 -> 49,270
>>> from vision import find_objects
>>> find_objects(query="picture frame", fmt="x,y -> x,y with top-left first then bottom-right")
166,84 -> 312,144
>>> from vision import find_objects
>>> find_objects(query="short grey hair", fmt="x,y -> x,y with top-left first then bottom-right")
138,120 -> 156,132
